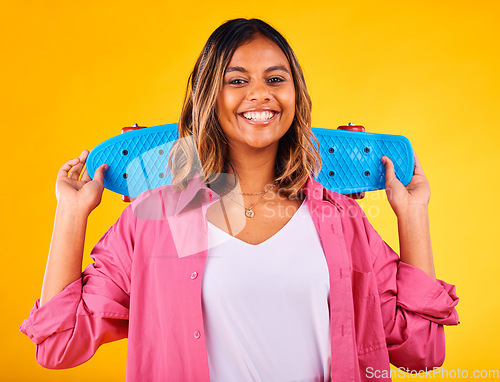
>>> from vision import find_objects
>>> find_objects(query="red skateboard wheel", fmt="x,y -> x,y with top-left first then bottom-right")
337,123 -> 365,133
121,123 -> 148,134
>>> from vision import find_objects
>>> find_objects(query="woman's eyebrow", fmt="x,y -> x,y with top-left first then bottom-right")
224,65 -> 290,75
265,65 -> 290,74
224,66 -> 247,74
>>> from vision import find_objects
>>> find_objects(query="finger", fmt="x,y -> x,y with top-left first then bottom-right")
69,150 -> 89,180
412,150 -> 426,176
93,164 -> 109,184
69,162 -> 85,180
382,156 -> 405,203
57,157 -> 81,178
381,156 -> 397,185
81,166 -> 91,182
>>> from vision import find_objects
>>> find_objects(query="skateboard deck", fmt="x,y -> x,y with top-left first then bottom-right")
86,123 -> 414,199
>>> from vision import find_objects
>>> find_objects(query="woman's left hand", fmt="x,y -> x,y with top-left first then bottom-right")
381,151 -> 431,218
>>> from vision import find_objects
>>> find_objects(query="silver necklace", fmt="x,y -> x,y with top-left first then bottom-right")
231,189 -> 266,195
223,182 -> 277,218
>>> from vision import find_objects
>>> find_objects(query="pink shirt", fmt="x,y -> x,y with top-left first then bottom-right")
20,174 -> 460,381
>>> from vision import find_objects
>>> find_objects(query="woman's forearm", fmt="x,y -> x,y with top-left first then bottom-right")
397,204 -> 436,279
39,203 -> 89,307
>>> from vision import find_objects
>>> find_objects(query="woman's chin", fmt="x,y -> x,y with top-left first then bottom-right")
235,138 -> 280,151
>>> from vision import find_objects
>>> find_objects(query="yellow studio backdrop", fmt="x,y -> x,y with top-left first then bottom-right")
1,1 -> 498,381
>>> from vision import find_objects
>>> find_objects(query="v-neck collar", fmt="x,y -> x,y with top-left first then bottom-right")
207,197 -> 308,247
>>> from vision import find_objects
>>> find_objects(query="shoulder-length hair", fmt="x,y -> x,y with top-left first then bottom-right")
167,18 -> 321,198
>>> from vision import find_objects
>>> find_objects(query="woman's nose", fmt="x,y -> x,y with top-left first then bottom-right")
246,81 -> 272,102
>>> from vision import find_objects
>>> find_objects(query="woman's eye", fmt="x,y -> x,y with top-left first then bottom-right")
268,77 -> 285,84
228,79 -> 246,85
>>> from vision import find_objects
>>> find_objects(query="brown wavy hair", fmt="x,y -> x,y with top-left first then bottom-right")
167,18 -> 321,198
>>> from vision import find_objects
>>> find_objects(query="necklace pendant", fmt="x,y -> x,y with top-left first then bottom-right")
245,209 -> 255,218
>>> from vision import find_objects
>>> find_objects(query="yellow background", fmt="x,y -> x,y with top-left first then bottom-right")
2,0 -> 499,380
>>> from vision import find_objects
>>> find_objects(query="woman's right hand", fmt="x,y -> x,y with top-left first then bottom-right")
55,150 -> 109,215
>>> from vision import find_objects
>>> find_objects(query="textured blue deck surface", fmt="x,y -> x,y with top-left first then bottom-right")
86,123 -> 414,198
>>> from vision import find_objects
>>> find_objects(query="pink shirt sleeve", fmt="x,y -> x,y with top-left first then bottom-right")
361,212 -> 460,371
19,204 -> 135,369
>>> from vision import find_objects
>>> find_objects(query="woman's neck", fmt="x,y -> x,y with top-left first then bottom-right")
227,161 -> 276,194
224,148 -> 278,194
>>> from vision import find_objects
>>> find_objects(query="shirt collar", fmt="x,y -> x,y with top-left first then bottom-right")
173,173 -> 211,216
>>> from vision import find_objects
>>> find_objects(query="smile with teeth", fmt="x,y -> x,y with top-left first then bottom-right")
241,111 -> 277,121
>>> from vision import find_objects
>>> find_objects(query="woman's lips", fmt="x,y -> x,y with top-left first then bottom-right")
238,111 -> 279,125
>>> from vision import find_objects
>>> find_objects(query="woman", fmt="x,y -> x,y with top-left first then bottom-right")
20,18 -> 459,382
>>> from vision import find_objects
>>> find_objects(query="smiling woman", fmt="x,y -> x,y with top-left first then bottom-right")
19,18 -> 460,382
168,18 -> 320,201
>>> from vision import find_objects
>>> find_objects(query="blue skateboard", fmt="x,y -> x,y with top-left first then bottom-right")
86,123 -> 414,201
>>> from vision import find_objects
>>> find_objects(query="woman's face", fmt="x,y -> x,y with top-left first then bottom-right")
216,35 -> 295,153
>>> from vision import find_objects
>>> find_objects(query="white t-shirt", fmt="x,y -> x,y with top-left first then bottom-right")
202,199 -> 331,382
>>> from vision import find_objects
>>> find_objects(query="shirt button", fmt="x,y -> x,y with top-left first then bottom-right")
194,330 -> 201,339
190,271 -> 198,280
